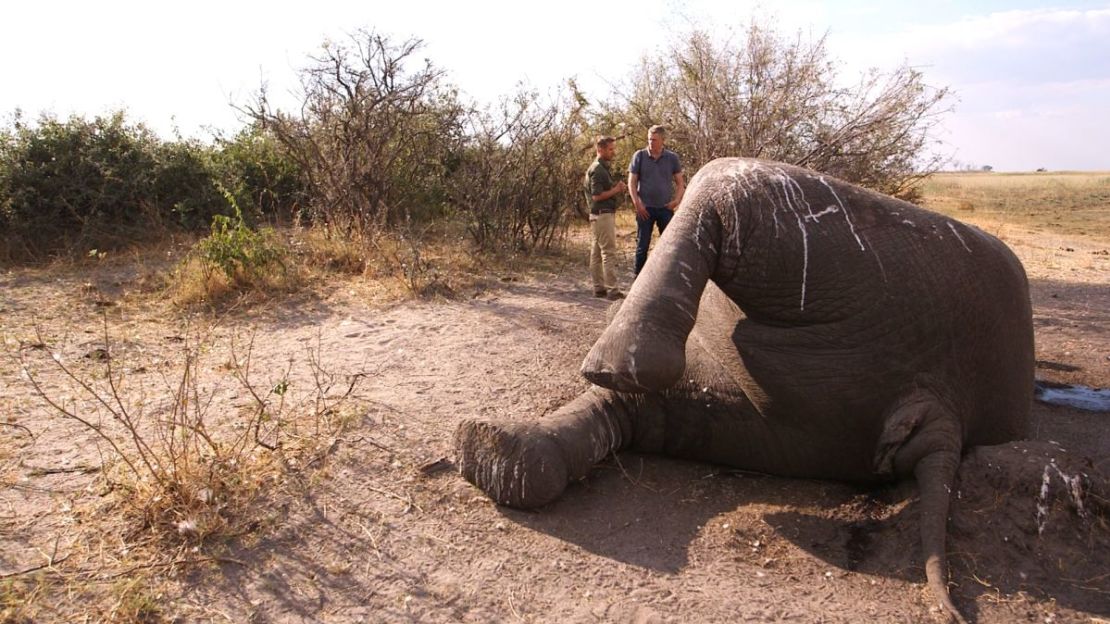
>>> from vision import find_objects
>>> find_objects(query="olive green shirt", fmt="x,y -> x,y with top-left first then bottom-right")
585,157 -> 618,215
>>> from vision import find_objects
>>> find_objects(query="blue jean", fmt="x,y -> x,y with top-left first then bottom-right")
634,206 -> 674,274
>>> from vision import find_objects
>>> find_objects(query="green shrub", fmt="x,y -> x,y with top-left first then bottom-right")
196,189 -> 286,284
0,111 -> 233,260
153,138 -> 226,230
213,125 -> 308,225
0,112 -> 160,257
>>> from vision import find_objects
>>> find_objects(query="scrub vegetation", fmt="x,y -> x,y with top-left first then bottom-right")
3,21 -> 948,269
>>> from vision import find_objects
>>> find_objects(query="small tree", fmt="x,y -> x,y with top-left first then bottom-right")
610,21 -> 951,200
446,87 -> 582,252
244,30 -> 465,238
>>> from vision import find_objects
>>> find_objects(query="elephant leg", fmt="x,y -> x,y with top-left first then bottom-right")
580,201 -> 721,393
455,387 -> 635,509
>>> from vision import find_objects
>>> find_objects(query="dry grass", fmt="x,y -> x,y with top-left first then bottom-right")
919,171 -> 1110,283
30,326 -> 361,541
921,171 -> 1110,244
165,220 -> 584,309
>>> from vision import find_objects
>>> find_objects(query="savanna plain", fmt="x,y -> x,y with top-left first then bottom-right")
1,171 -> 1108,623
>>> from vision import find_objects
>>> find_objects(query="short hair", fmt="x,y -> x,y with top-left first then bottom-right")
648,125 -> 667,136
595,135 -> 617,149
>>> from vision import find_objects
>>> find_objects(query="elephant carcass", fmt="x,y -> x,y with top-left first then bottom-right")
456,158 -> 1035,624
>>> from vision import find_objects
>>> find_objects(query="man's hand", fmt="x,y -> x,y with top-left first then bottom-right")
665,199 -> 679,210
633,197 -> 648,220
613,181 -> 627,195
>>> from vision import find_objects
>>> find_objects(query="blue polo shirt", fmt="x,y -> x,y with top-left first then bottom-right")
630,148 -> 682,208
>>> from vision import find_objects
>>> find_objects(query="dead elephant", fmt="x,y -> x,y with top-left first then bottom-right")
456,157 -> 1036,623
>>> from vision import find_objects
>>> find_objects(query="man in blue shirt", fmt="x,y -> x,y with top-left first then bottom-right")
628,125 -> 685,275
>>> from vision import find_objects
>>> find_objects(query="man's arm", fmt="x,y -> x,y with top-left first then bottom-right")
592,179 -> 626,202
628,172 -> 648,219
628,151 -> 648,219
667,171 -> 686,210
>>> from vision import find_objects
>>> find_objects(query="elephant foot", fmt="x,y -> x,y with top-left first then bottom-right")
579,317 -> 686,393
454,420 -> 570,509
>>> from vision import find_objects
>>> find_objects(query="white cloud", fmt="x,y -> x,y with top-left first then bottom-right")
829,6 -> 1110,170
871,8 -> 1110,83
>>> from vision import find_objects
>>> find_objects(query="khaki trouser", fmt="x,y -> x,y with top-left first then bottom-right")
590,212 -> 618,291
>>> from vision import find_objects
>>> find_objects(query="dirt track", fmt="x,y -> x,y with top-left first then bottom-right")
1,221 -> 1108,622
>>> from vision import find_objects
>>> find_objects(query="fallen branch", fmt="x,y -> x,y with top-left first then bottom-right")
75,556 -> 248,581
366,483 -> 422,513
0,422 -> 34,438
21,461 -> 101,476
0,553 -> 71,579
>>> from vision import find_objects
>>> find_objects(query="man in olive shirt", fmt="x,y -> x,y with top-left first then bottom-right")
584,135 -> 627,300
629,125 -> 685,275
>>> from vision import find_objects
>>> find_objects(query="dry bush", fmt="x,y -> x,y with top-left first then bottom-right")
286,224 -> 455,297
607,20 -> 951,200
245,30 -> 464,237
17,319 -> 366,550
446,87 -> 581,253
368,223 -> 456,297
288,227 -> 369,275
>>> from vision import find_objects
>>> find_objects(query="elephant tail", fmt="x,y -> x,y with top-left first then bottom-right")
915,450 -> 967,624
878,388 -> 967,624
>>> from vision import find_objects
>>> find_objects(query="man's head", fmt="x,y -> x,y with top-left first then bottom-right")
595,135 -> 617,161
647,125 -> 666,154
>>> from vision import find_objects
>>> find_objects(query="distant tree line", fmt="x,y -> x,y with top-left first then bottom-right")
0,21 -> 950,262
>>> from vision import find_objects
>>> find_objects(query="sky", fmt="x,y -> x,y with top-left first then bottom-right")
2,1 -> 1108,172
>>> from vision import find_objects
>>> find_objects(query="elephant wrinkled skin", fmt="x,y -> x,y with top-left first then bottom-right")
456,157 -> 1034,623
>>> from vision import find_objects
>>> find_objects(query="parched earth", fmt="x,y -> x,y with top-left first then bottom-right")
1,221 -> 1107,623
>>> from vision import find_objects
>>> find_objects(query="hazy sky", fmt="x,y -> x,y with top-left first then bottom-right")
2,1 -> 1107,171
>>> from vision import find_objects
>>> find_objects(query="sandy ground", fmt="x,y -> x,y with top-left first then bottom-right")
1,218 -> 1107,623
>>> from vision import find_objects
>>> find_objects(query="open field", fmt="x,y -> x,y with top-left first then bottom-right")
1,171 -> 1108,623
923,171 -> 1110,279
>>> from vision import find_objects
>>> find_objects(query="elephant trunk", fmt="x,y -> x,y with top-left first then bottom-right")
581,194 -> 722,393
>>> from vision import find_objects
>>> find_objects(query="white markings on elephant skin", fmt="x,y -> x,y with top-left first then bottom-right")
817,176 -> 866,252
625,336 -> 643,389
677,261 -> 694,290
803,205 -> 840,221
674,301 -> 696,322
717,161 -> 886,312
947,222 -> 973,253
774,168 -> 812,311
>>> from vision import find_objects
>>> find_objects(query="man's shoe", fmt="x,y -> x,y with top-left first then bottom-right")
605,289 -> 625,300
593,289 -> 608,298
